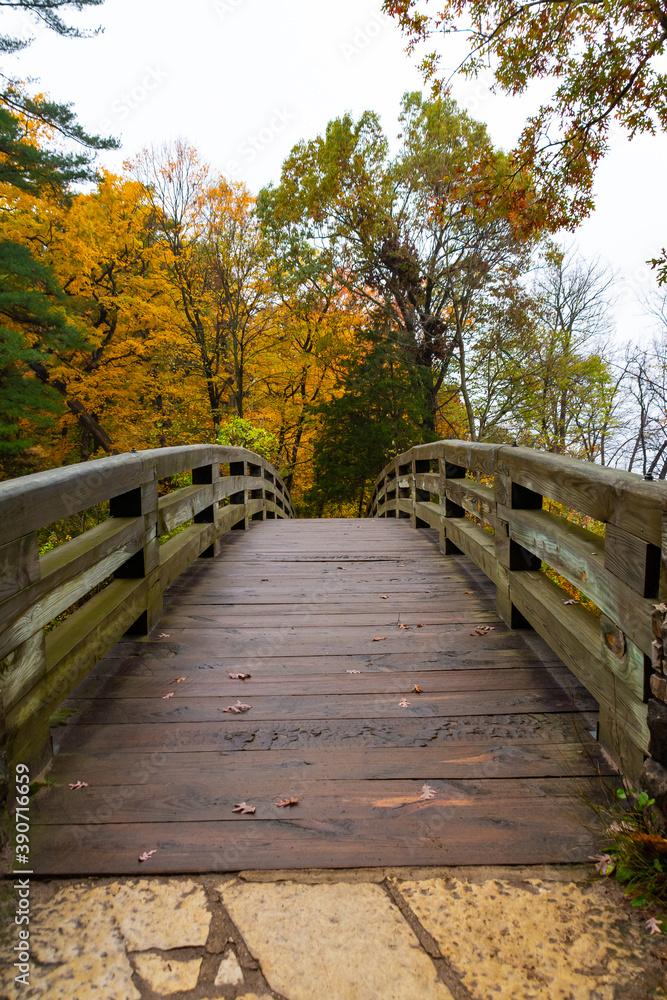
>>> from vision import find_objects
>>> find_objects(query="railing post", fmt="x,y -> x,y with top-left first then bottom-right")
438,456 -> 465,555
110,471 -> 160,634
193,461 -> 220,557
413,458 -> 431,528
494,473 -> 542,628
229,460 -> 248,530
0,533 -> 48,775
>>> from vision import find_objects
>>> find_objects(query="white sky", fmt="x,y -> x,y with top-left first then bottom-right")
7,0 -> 667,343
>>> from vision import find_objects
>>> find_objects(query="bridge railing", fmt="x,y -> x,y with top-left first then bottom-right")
369,440 -> 667,786
0,445 -> 294,775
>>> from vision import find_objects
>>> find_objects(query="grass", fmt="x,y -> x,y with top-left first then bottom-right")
589,782 -> 667,932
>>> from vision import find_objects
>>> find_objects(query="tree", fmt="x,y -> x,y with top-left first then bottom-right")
260,92 -> 533,436
303,337 -> 435,517
384,1 -> 667,229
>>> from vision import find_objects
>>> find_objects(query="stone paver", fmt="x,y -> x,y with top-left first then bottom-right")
108,879 -> 211,950
396,875 -> 652,1000
0,868 -> 665,999
131,953 -> 201,994
219,879 -> 454,1000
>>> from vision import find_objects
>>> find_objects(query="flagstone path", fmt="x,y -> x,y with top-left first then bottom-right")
1,864 -> 665,999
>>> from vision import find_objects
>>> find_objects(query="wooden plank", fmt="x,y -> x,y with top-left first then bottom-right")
508,570 -> 649,756
73,666 -> 576,700
0,533 -> 39,603
29,795 -> 601,874
497,445 -> 665,546
67,686 -> 596,725
499,503 -> 655,655
51,712 -> 598,754
440,517 -> 501,586
46,741 -> 612,781
604,522 -> 660,598
31,776 -> 611,826
446,480 -> 497,528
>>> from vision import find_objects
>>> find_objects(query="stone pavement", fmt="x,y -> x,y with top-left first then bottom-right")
1,865 -> 666,1000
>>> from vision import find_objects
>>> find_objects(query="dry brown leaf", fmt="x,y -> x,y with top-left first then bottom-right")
224,699 -> 252,713
379,594 -> 389,599
162,692 -> 174,700
157,633 -> 170,638
372,636 -> 386,641
276,796 -> 299,808
232,802 -> 256,814
398,623 -> 411,630
412,685 -> 422,693
170,677 -> 187,684
261,578 -> 269,582
68,781 -> 88,790
399,697 -> 411,708
346,669 -> 362,674
138,849 -> 157,861
464,590 -> 474,594
229,672 -> 251,680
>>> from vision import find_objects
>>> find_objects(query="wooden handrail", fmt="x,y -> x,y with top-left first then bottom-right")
0,445 -> 294,774
368,441 -> 667,786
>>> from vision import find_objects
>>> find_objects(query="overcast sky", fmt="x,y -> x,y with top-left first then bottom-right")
7,0 -> 667,342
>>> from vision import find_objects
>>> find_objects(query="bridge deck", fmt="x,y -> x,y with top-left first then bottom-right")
31,518 -> 612,874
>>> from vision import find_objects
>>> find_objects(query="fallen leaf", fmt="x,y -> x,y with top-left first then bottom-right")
346,669 -> 362,674
170,677 -> 187,684
232,802 -> 256,814
162,692 -> 174,699
157,633 -> 170,638
68,781 -> 88,791
138,849 -> 157,862
379,594 -> 389,599
372,636 -> 386,641
464,590 -> 474,594
419,783 -> 437,800
229,672 -> 251,680
398,623 -> 411,630
224,699 -> 252,713
276,796 -> 299,807
399,697 -> 411,708
646,917 -> 663,936
261,578 -> 269,581
416,623 -> 424,628
564,599 -> 579,605
412,685 -> 422,693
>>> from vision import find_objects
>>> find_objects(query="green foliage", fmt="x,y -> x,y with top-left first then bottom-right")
591,783 -> 667,919
0,240 -> 86,456
48,706 -> 76,726
303,341 -> 436,516
217,416 -> 280,467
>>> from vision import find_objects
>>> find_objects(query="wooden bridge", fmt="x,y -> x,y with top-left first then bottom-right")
1,442 -> 666,874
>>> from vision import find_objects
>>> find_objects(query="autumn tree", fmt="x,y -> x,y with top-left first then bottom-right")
384,0 -> 667,230
261,92 -> 533,438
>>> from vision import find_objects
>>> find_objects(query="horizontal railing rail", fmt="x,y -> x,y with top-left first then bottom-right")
0,445 -> 294,775
368,441 -> 667,787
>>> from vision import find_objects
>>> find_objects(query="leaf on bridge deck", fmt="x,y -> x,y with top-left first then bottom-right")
157,633 -> 171,638
170,677 -> 187,684
224,700 -> 252,713
419,784 -> 437,800
138,850 -> 157,862
229,672 -> 252,679
232,802 -> 256,814
162,692 -> 174,700
398,624 -> 411,630
372,636 -> 386,641
276,797 -> 299,808
68,781 -> 88,790
346,669 -> 362,674
564,599 -> 580,605
412,685 -> 422,694
399,697 -> 411,708
379,594 -> 389,599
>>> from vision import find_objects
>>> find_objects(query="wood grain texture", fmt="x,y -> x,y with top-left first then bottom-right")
32,517 -> 610,874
